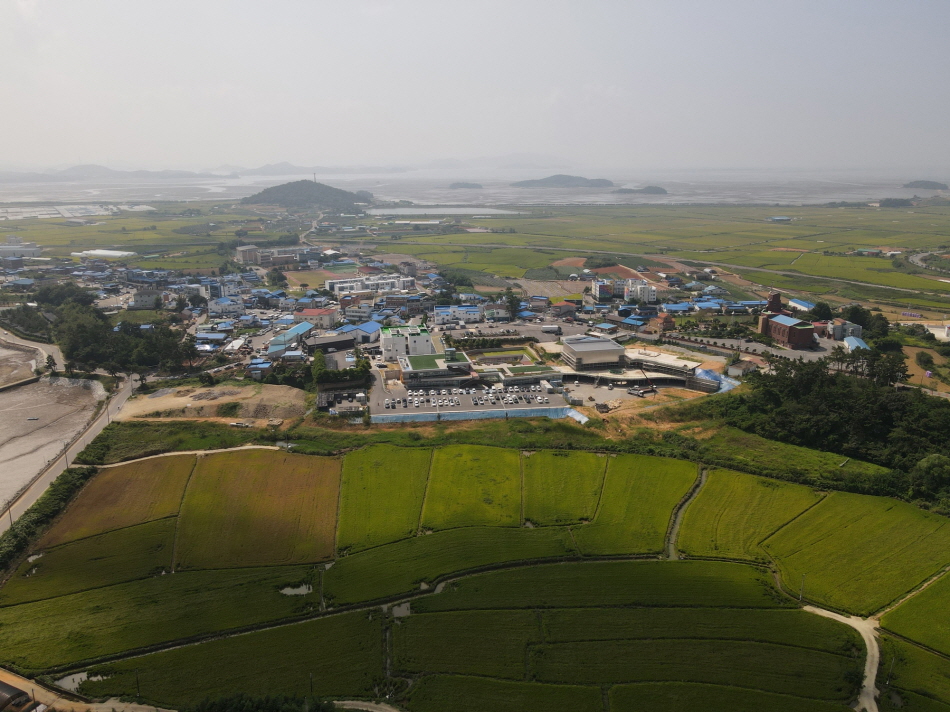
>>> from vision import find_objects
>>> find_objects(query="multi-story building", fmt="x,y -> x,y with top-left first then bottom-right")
623,279 -> 657,303
592,280 -> 614,301
325,275 -> 415,295
234,245 -> 260,265
433,305 -> 482,324
560,334 -> 626,370
294,307 -> 340,329
380,325 -> 435,361
0,235 -> 42,258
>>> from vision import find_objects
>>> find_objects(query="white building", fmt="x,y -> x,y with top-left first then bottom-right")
294,307 -> 340,329
325,275 -> 415,295
0,235 -> 42,258
200,282 -> 241,300
209,297 -> 246,317
234,245 -> 260,264
623,279 -> 657,303
433,305 -> 482,325
128,288 -> 163,310
560,334 -> 626,370
381,325 -> 435,361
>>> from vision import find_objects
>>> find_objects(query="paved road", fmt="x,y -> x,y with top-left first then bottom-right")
0,376 -> 133,534
805,606 -> 879,712
0,330 -> 64,369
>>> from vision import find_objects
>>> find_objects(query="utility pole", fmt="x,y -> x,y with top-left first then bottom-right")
136,670 -> 141,699
309,672 -> 313,695
886,656 -> 896,685
799,573 -> 806,602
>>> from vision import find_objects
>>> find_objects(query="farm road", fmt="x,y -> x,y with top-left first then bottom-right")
804,606 -> 879,712
0,665 -> 172,712
336,702 -> 403,712
95,444 -> 280,468
666,468 -> 707,560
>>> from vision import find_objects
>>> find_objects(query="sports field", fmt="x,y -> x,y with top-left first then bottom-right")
6,443 -> 950,707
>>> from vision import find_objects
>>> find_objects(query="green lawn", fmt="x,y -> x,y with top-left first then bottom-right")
337,445 -> 432,553
82,612 -> 383,707
763,491 -> 950,615
571,454 -> 696,555
523,451 -> 606,526
0,518 -> 174,606
324,526 -> 576,606
420,445 -> 522,530
677,469 -> 824,561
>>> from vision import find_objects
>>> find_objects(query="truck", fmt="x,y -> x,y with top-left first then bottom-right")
541,324 -> 562,335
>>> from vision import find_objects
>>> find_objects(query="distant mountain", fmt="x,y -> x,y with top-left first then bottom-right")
614,186 -> 668,195
449,182 -> 483,189
242,162 -> 406,176
511,174 -> 614,188
903,180 -> 948,190
0,164 -> 226,183
241,180 -> 372,210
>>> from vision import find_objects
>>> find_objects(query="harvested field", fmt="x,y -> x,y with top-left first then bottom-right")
81,612 -> 382,706
0,518 -> 174,606
415,560 -> 788,612
324,526 -> 576,605
677,469 -> 824,561
523,451 -> 606,526
175,450 -> 341,569
763,491 -> 950,615
571,455 -> 696,555
406,676 -> 603,712
40,454 -> 195,547
337,446 -> 432,553
420,445 -> 521,530
0,565 -> 319,671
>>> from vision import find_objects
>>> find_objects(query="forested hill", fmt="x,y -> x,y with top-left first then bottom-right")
241,180 -> 373,210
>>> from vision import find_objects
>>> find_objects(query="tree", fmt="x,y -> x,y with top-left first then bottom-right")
909,454 -> 950,499
174,295 -> 187,313
504,287 -> 521,321
188,293 -> 208,308
811,301 -> 834,320
153,296 -> 163,310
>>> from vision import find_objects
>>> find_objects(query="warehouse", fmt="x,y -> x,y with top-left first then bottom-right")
0,682 -> 28,712
560,334 -> 625,370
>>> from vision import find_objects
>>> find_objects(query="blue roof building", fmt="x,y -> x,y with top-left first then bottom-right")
789,299 -> 816,311
844,336 -> 870,352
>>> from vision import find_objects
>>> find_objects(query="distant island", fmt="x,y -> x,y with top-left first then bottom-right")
903,180 -> 948,190
511,174 -> 614,188
614,186 -> 668,195
241,180 -> 373,210
449,182 -> 483,189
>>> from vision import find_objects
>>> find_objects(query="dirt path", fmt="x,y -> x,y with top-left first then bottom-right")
0,666 -> 172,712
804,606 -> 879,712
666,468 -> 707,560
96,444 -> 280,468
336,702 -> 403,712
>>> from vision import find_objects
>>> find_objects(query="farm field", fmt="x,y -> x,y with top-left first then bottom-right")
0,518 -> 174,606
405,676 -> 603,712
763,491 -> 950,615
175,450 -> 341,569
570,454 -> 696,555
522,450 -> 606,525
420,445 -> 522,530
677,469 -> 824,561
10,443 -> 950,707
881,568 -> 950,656
414,560 -> 788,612
878,636 -> 950,711
39,454 -> 195,546
336,445 -> 432,552
324,526 -> 576,605
0,565 -> 319,671
609,683 -> 853,712
81,612 -> 383,708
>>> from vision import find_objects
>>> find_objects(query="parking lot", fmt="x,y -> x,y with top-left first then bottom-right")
370,374 -> 566,415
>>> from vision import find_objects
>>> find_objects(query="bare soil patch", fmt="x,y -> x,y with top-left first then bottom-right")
0,339 -> 41,387
551,257 -> 586,268
118,384 -> 307,421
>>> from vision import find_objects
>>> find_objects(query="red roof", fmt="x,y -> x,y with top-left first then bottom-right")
297,307 -> 337,316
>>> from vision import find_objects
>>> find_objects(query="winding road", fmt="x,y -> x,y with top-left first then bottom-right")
805,606 -> 879,712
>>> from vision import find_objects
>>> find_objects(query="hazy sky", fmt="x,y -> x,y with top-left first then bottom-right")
2,0 -> 949,172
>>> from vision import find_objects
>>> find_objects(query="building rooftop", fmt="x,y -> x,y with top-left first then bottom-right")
771,314 -> 808,328
844,336 -> 870,351
562,335 -> 625,353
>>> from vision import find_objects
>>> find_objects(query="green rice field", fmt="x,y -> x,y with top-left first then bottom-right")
6,442 -> 950,707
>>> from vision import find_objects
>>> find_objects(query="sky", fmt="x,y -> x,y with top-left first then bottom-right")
2,0 -> 949,172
